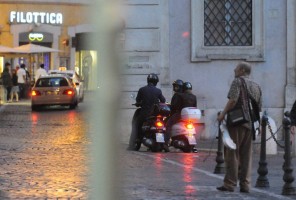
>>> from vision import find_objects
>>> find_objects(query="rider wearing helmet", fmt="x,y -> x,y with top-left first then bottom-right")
172,79 -> 183,93
165,81 -> 197,151
181,82 -> 197,108
170,79 -> 184,115
127,73 -> 166,150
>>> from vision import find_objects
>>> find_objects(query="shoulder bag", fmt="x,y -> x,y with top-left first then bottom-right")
227,78 -> 250,126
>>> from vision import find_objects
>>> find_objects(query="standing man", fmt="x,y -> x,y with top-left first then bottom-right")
217,62 -> 262,193
17,64 -> 27,100
35,64 -> 47,81
127,73 -> 166,150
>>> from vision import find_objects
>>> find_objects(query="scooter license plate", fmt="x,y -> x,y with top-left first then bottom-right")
156,133 -> 165,143
187,135 -> 197,145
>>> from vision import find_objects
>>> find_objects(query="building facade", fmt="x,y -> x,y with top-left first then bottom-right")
120,0 -> 296,145
0,0 -> 98,90
2,0 -> 295,146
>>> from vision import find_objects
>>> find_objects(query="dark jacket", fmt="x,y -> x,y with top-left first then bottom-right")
12,74 -> 18,86
170,92 -> 183,115
1,71 -> 12,87
136,83 -> 166,115
180,91 -> 197,108
171,91 -> 197,115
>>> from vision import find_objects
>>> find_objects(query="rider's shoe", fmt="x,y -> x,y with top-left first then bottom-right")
192,147 -> 198,153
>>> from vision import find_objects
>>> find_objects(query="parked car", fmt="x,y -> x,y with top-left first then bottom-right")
48,70 -> 84,102
31,74 -> 79,111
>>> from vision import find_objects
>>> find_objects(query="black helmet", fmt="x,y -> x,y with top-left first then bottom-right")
172,79 -> 183,93
183,82 -> 192,91
147,73 -> 159,86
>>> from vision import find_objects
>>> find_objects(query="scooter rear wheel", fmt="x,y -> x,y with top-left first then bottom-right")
181,139 -> 192,153
151,143 -> 162,152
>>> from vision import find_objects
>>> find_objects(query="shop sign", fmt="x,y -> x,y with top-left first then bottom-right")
29,33 -> 44,41
10,11 -> 63,25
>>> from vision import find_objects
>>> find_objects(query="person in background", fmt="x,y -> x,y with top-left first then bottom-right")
17,64 -> 27,100
24,67 -> 31,98
216,61 -> 262,193
35,63 -> 48,81
9,69 -> 19,102
15,65 -> 20,72
1,62 -> 13,102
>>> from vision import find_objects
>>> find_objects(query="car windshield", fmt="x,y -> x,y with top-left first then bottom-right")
35,77 -> 69,87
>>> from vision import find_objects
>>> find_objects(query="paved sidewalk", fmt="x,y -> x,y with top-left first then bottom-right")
121,141 -> 296,200
0,98 -> 90,199
197,138 -> 296,198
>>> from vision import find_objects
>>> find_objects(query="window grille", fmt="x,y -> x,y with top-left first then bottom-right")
204,0 -> 252,46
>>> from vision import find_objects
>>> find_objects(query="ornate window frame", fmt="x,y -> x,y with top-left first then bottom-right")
191,0 -> 264,62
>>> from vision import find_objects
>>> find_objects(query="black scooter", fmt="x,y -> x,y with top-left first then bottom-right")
132,102 -> 170,152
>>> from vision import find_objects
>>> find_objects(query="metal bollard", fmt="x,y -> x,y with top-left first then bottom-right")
214,112 -> 225,174
282,116 -> 296,195
255,113 -> 270,187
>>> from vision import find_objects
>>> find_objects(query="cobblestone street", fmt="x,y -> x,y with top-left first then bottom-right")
1,99 -> 296,200
0,100 -> 90,199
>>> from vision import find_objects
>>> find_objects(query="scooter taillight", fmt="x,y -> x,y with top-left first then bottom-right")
186,123 -> 194,129
156,121 -> 164,127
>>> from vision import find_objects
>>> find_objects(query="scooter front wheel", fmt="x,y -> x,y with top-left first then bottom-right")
132,134 -> 142,151
135,141 -> 142,151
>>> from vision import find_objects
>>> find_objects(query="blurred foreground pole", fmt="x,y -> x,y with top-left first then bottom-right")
90,0 -> 122,199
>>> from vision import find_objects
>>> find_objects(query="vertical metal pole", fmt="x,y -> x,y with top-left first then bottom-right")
282,116 -> 296,195
255,113 -> 269,187
214,112 -> 225,174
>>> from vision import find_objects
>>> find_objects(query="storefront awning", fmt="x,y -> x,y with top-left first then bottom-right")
13,43 -> 61,53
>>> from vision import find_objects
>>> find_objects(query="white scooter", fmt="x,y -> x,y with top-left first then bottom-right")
170,107 -> 202,152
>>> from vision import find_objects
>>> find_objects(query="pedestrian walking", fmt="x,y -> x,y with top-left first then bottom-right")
1,62 -> 13,102
9,68 -> 19,102
216,61 -> 262,193
17,64 -> 27,100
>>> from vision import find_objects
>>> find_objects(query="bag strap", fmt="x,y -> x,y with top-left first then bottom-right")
240,77 -> 256,113
239,78 -> 249,113
241,78 -> 256,101
240,77 -> 260,139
